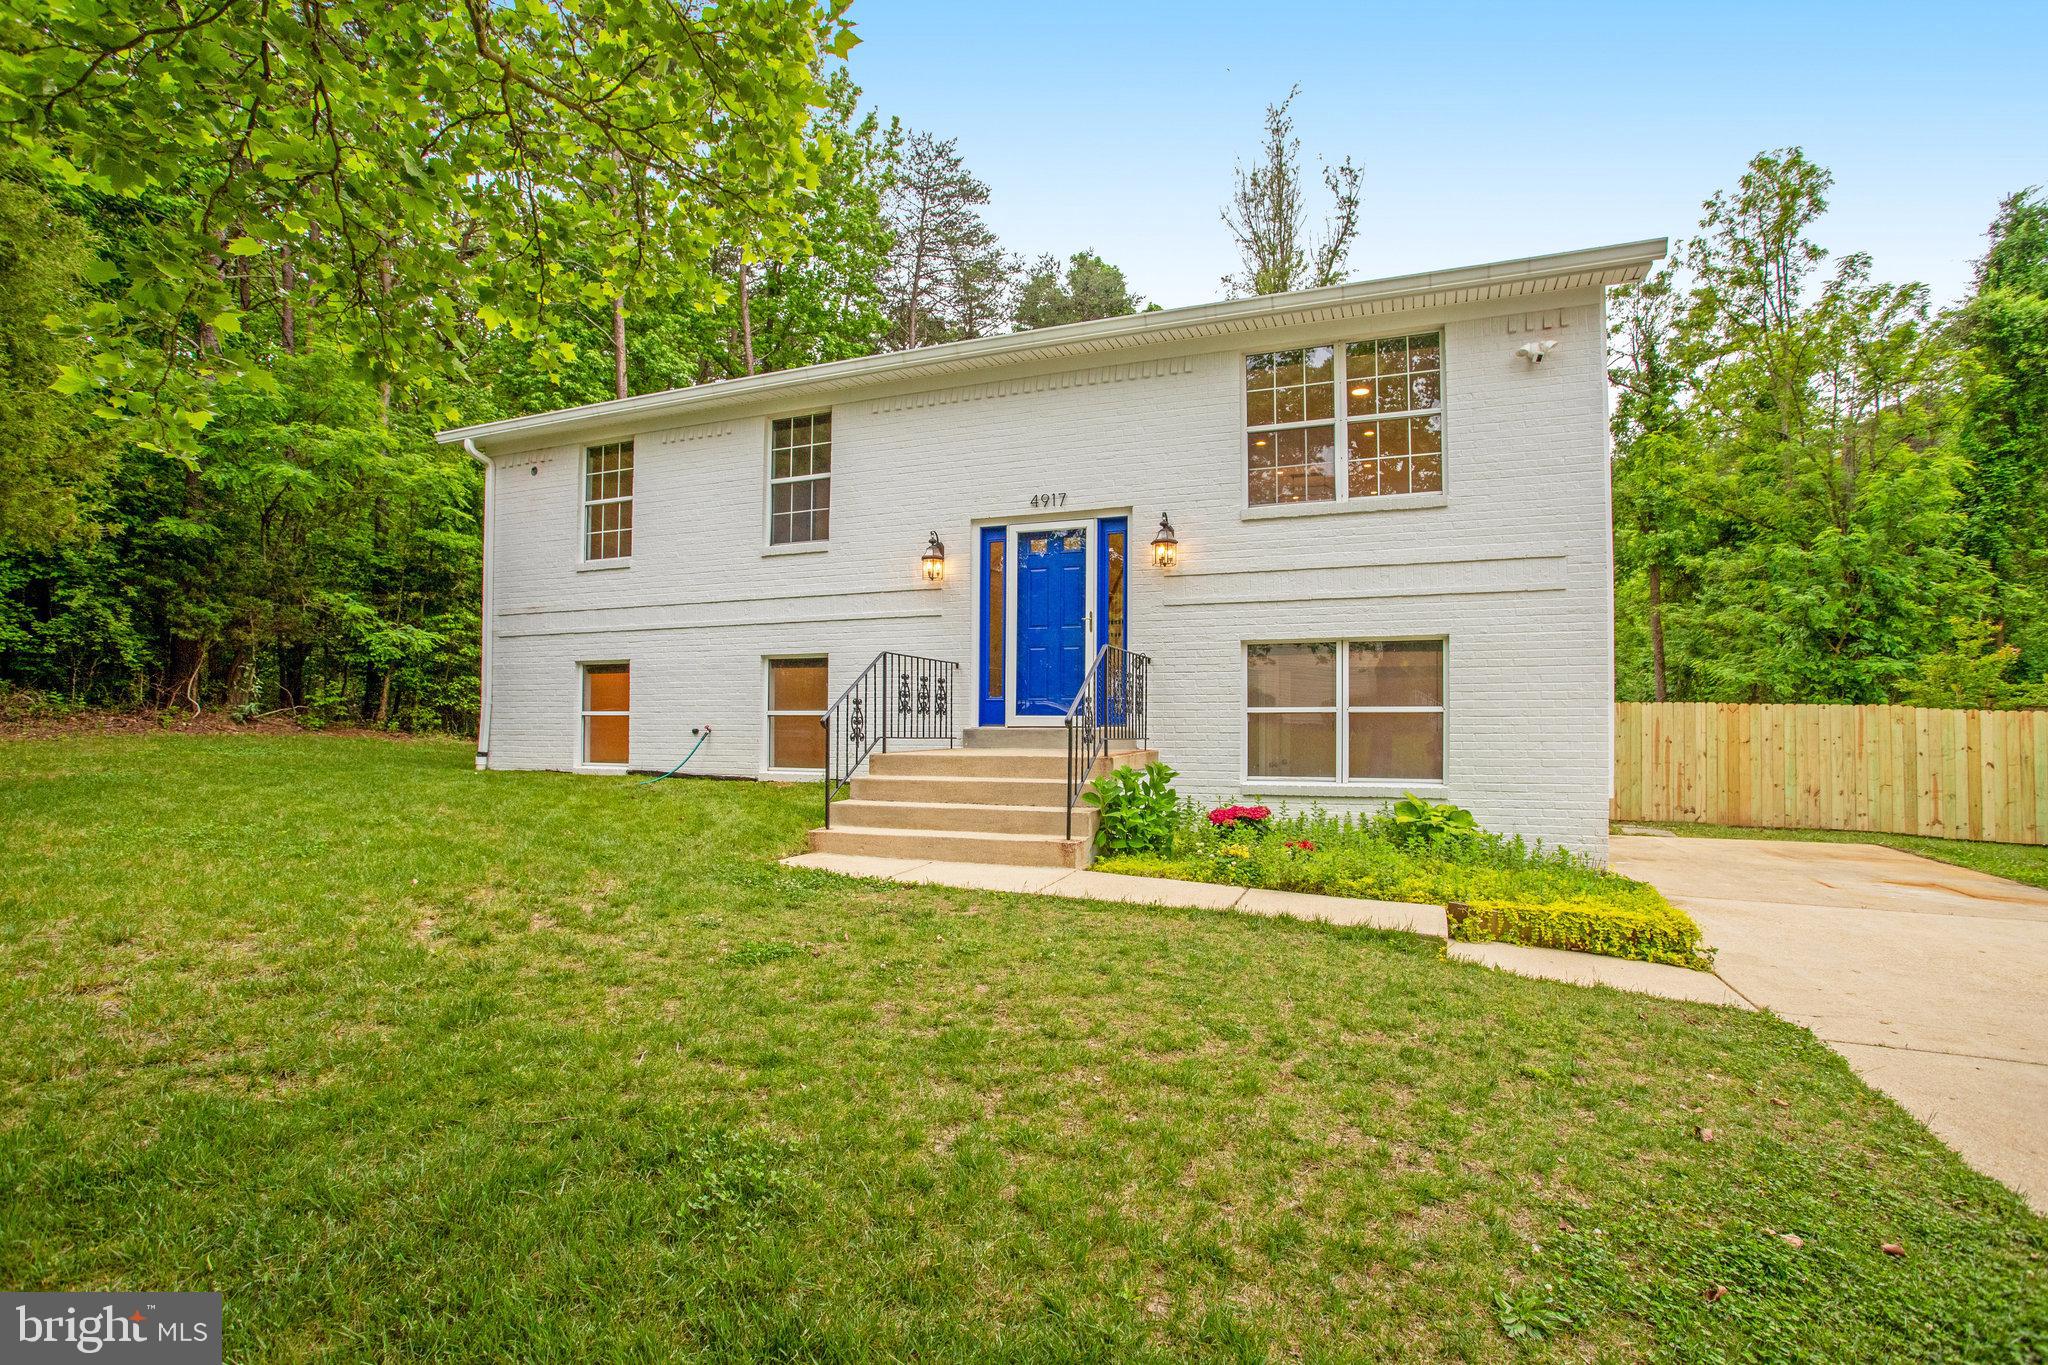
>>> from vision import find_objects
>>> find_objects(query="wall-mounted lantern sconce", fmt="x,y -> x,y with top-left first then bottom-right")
920,530 -> 947,582
1150,513 -> 1179,569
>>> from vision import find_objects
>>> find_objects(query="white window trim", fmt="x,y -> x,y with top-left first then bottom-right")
765,412 -> 832,549
1242,333 -> 1445,511
579,661 -> 630,771
1241,638 -> 1448,790
763,654 -> 829,776
581,440 -> 634,565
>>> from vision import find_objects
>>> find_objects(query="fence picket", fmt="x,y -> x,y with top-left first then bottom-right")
1611,703 -> 2046,846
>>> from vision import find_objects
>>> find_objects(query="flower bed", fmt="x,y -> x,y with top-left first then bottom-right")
1093,791 -> 1712,970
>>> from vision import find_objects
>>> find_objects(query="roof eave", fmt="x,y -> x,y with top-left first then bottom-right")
439,236 -> 1667,450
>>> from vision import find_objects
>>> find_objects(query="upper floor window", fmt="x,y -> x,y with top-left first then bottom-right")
770,413 -> 831,545
583,440 -> 633,561
1245,331 -> 1442,507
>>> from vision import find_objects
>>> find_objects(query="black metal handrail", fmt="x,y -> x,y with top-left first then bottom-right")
1064,644 -> 1151,839
821,651 -> 959,827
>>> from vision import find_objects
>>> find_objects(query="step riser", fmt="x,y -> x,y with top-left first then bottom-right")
849,775 -> 1066,806
867,748 -> 1155,780
963,727 -> 1084,751
829,801 -> 1096,836
808,827 -> 1089,868
870,751 -> 1069,779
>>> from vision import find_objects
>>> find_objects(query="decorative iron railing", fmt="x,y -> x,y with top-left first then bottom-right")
821,652 -> 959,827
1064,644 -> 1151,840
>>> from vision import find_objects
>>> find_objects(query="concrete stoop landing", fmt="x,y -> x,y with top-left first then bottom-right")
806,727 -> 1157,869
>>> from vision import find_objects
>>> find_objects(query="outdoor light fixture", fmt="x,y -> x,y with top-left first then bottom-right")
1149,513 -> 1179,569
920,530 -> 947,582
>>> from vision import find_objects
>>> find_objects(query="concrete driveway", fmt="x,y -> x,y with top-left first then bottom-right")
1610,834 -> 2048,1214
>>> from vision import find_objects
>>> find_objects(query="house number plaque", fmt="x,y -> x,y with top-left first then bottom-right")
1028,492 -> 1068,509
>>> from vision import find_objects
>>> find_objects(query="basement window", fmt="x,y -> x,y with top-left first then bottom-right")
582,663 -> 630,767
766,657 -> 827,771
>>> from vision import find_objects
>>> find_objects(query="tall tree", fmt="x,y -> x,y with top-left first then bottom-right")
1608,263 -> 1695,701
0,0 -> 855,448
1951,189 -> 2048,686
1220,86 -> 1361,298
882,132 -> 1013,347
1014,250 -> 1151,329
0,166 -> 108,549
1607,149 -> 1990,704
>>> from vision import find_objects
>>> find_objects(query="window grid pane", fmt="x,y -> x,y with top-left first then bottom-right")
769,414 -> 832,544
583,441 -> 634,561
1250,332 -> 1442,506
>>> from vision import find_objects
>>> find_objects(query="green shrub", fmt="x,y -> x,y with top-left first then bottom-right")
1446,898 -> 1713,970
1083,760 -> 1180,857
1388,792 -> 1478,847
1096,798 -> 1713,970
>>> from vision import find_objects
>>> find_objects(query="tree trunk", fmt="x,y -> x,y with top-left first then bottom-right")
1648,562 -> 1669,703
612,296 -> 628,399
377,257 -> 393,422
360,666 -> 383,722
280,246 -> 296,354
161,463 -> 208,712
162,637 -> 206,714
737,261 -> 756,375
374,670 -> 393,726
276,642 -> 309,709
223,640 -> 256,711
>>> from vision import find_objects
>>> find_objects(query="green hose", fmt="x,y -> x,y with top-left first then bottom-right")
636,729 -> 709,787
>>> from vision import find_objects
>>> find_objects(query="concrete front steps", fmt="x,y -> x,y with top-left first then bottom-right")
807,727 -> 1157,869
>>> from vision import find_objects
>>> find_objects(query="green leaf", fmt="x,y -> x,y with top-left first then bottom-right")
225,237 -> 264,257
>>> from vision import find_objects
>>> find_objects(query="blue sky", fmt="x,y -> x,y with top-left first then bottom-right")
842,1 -> 2047,311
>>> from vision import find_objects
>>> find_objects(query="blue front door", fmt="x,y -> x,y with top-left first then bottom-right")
1014,527 -> 1088,716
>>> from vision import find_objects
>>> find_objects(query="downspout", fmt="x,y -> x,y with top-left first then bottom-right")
463,438 -> 493,771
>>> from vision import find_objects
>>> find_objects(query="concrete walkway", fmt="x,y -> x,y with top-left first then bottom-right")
1611,834 -> 2048,1214
781,852 -> 1745,1008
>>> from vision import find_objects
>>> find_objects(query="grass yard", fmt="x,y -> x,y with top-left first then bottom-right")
3,737 -> 2044,1362
1616,820 -> 2048,892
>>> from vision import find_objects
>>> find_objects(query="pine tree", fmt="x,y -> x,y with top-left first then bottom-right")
882,133 -> 1015,347
1014,251 -> 1151,329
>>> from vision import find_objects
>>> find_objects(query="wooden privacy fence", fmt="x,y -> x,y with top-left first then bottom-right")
1612,702 -> 2048,846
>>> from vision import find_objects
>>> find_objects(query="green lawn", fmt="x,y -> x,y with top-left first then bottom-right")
1616,820 -> 2048,892
3,738 -> 2043,1362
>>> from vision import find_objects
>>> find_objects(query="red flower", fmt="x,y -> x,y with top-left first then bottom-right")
1286,839 -> 1316,851
1208,804 -> 1274,828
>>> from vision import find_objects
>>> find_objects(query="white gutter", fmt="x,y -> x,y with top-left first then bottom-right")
462,437 -> 493,771
436,237 -> 1667,450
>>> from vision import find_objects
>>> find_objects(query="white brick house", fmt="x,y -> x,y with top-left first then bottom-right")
439,240 -> 1665,866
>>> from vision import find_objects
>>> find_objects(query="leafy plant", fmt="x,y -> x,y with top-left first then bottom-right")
1448,898 -> 1714,971
1493,1286 -> 1581,1343
1083,760 -> 1180,857
1098,799 -> 1713,970
1389,793 -> 1478,848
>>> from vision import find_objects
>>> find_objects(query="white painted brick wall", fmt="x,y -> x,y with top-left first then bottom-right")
480,288 -> 1615,861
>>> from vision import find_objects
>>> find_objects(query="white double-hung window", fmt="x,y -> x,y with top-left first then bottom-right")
583,440 -> 633,561
1245,331 -> 1443,507
1246,639 -> 1445,783
769,413 -> 831,545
